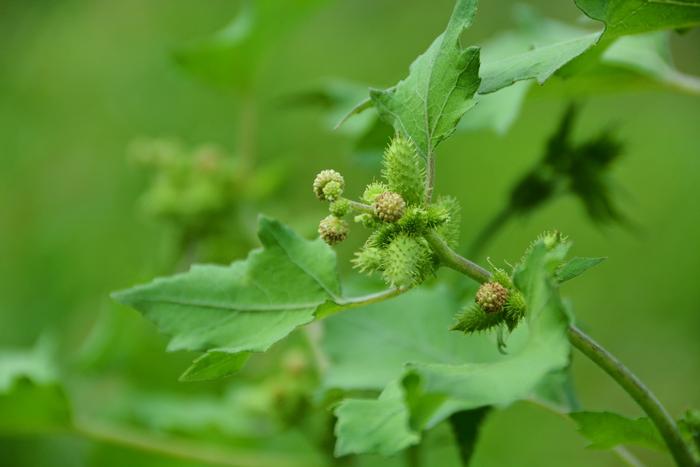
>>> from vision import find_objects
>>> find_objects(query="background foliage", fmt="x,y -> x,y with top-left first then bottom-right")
1,0 -> 699,466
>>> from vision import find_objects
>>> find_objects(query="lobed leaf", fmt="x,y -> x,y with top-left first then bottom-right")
369,0 -> 481,158
334,240 -> 573,455
113,216 -> 340,381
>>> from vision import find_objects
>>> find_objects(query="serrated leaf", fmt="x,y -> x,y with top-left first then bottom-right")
0,341 -> 72,434
334,380 -> 420,456
370,0 -> 481,158
334,240 -> 572,455
113,216 -> 340,381
174,0 -> 326,90
575,0 -> 700,39
556,256 -> 606,283
570,411 -> 666,451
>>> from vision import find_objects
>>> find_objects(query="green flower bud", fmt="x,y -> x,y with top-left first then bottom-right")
329,198 -> 350,217
322,180 -> 343,201
374,191 -> 406,223
362,181 -> 389,204
318,215 -> 348,245
313,169 -> 344,201
475,282 -> 509,313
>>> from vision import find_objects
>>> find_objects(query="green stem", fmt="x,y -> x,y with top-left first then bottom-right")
424,230 -> 491,283
425,150 -> 435,205
318,287 -> 407,319
427,231 -> 696,467
73,417 -> 316,467
567,326 -> 696,467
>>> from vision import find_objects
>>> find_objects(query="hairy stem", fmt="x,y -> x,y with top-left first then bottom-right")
425,150 -> 435,205
345,199 -> 374,215
73,417 -> 314,467
567,326 -> 696,467
317,287 -> 407,319
427,231 -> 695,467
424,230 -> 491,283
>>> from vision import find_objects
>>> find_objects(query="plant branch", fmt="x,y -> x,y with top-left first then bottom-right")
426,231 -> 695,467
567,325 -> 696,467
317,287 -> 407,319
73,417 -> 315,467
345,199 -> 374,215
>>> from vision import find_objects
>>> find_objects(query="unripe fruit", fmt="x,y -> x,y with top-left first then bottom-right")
373,191 -> 406,223
476,282 -> 509,313
362,181 -> 389,204
318,215 -> 348,245
329,199 -> 350,217
313,169 -> 344,201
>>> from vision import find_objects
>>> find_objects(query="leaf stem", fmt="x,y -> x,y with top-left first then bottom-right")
567,325 -> 696,467
426,231 -> 695,467
73,417 -> 316,467
345,199 -> 374,215
425,150 -> 435,205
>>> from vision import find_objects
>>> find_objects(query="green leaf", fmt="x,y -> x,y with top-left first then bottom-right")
322,286 -> 499,391
0,340 -> 72,434
370,0 -> 481,157
334,380 -> 420,456
113,216 -> 340,381
556,256 -> 606,283
570,411 -> 666,451
575,0 -> 700,38
334,240 -> 573,455
602,31 -> 700,94
174,0 -> 326,90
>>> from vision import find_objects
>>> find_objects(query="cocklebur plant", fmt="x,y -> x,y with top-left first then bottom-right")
110,1 -> 700,466
313,135 -> 459,288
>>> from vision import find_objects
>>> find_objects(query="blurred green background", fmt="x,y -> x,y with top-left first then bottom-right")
1,0 -> 698,466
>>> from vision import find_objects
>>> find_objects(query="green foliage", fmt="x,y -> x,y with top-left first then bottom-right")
334,238 -> 573,455
557,256 -> 606,283
381,134 -> 425,205
575,0 -> 700,38
0,341 -> 71,434
113,216 -> 340,381
570,411 -> 666,451
174,0 -> 327,90
370,0 -> 481,158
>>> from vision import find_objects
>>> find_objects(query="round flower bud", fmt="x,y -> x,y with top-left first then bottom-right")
318,215 -> 348,245
329,199 -> 350,217
373,191 -> 406,223
313,169 -> 344,201
476,282 -> 509,313
322,180 -> 343,201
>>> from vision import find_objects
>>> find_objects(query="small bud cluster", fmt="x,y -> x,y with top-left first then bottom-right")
374,191 -> 406,222
452,266 -> 527,336
312,134 -> 461,288
318,215 -> 348,245
475,282 -> 509,313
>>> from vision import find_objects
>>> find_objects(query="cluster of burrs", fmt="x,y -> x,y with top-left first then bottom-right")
313,135 -> 460,288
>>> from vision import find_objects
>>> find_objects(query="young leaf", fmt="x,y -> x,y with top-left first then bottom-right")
570,411 -> 666,451
0,341 -> 72,434
575,0 -> 700,39
370,0 -> 481,158
112,216 -> 340,381
556,256 -> 606,283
